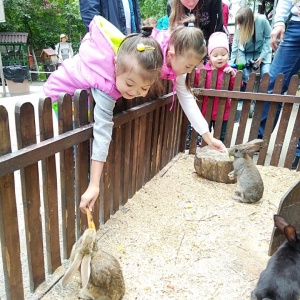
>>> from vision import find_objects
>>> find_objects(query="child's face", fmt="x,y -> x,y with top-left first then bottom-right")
116,68 -> 154,99
209,47 -> 229,69
169,50 -> 202,77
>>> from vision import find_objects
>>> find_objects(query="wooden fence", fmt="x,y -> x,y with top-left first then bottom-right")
0,71 -> 299,299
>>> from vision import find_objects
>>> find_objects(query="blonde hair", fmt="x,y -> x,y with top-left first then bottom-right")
235,7 -> 254,45
169,15 -> 207,90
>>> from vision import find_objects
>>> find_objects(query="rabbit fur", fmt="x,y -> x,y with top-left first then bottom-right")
61,228 -> 125,300
251,215 -> 300,300
227,139 -> 264,203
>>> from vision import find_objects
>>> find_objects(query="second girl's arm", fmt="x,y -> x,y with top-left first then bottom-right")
176,75 -> 226,151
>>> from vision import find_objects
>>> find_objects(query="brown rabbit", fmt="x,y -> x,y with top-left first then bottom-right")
61,228 -> 125,300
227,139 -> 264,203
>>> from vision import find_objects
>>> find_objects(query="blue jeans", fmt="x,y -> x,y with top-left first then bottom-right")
258,21 -> 300,146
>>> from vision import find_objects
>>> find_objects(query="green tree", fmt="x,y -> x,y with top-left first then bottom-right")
139,0 -> 168,20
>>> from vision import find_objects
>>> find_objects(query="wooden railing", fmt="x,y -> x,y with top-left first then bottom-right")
0,72 -> 299,299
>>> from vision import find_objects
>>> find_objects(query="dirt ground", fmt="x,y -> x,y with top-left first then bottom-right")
40,152 -> 300,300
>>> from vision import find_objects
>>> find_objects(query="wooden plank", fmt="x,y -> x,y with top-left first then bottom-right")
15,101 -> 45,291
224,71 -> 243,147
269,179 -> 300,256
38,97 -> 61,274
130,118 -> 139,196
270,76 -> 299,166
235,72 -> 257,144
136,115 -> 147,190
103,147 -> 113,223
151,108 -> 160,178
0,105 -> 24,300
73,90 -> 90,232
122,122 -> 131,205
144,111 -> 154,184
156,106 -> 165,172
113,127 -> 122,213
257,74 -> 283,165
58,94 -> 75,259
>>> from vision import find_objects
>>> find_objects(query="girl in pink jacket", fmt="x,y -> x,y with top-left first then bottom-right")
195,32 -> 237,142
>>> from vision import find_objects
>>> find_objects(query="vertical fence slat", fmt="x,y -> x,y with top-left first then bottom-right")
224,71 -> 243,147
136,116 -> 147,190
156,106 -> 165,172
58,94 -> 75,258
151,108 -> 160,177
0,105 -> 24,300
130,118 -> 140,196
39,97 -> 61,274
257,74 -> 283,165
270,75 -> 299,166
15,101 -> 45,291
235,72 -> 257,144
113,127 -> 122,213
122,122 -> 131,204
144,112 -> 154,184
74,90 -> 92,231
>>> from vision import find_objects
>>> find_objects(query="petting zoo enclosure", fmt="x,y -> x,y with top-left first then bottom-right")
0,70 -> 300,299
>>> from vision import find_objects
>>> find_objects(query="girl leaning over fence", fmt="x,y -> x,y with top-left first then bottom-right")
80,15 -> 228,212
44,16 -> 164,213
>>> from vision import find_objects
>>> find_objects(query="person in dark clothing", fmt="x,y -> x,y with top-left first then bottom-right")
168,0 -> 224,42
79,0 -> 141,35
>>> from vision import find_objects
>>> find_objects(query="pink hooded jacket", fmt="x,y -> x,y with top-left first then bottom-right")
44,16 -> 124,102
195,62 -> 236,121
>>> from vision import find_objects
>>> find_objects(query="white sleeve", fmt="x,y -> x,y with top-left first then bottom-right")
176,74 -> 209,135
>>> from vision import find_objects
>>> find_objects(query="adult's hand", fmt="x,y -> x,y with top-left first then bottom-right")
270,25 -> 285,51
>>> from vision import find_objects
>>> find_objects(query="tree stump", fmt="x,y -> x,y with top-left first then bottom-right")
194,146 -> 236,184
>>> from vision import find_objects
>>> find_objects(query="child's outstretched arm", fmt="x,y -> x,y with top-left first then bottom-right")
80,88 -> 116,213
176,75 -> 227,152
80,160 -> 104,213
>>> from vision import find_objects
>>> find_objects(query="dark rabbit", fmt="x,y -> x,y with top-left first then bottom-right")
227,139 -> 264,203
61,228 -> 125,300
251,215 -> 300,300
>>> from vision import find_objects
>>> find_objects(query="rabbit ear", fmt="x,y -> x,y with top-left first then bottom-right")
284,226 -> 298,243
274,214 -> 290,233
61,253 -> 82,288
81,254 -> 92,289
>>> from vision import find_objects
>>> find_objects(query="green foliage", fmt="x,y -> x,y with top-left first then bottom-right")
0,0 -> 86,52
138,0 -> 168,20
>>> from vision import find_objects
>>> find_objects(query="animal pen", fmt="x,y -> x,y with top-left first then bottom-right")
0,70 -> 300,299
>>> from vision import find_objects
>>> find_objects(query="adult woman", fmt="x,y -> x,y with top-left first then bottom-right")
229,7 -> 272,85
55,34 -> 74,66
168,0 -> 224,42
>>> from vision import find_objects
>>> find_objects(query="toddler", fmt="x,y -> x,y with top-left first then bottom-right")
195,31 -> 237,142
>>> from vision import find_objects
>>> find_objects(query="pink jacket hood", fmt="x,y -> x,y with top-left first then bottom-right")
44,16 -> 124,102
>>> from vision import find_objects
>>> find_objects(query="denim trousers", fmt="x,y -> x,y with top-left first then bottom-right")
258,21 -> 300,158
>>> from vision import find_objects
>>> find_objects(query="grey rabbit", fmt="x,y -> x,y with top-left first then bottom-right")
227,139 -> 264,203
251,214 -> 300,300
61,228 -> 125,300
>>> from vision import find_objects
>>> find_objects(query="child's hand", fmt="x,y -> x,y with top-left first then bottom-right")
80,183 -> 100,214
223,67 -> 236,77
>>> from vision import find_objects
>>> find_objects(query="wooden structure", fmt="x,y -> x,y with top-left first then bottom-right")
0,72 -> 300,299
0,32 -> 28,66
40,48 -> 57,64
269,179 -> 300,256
